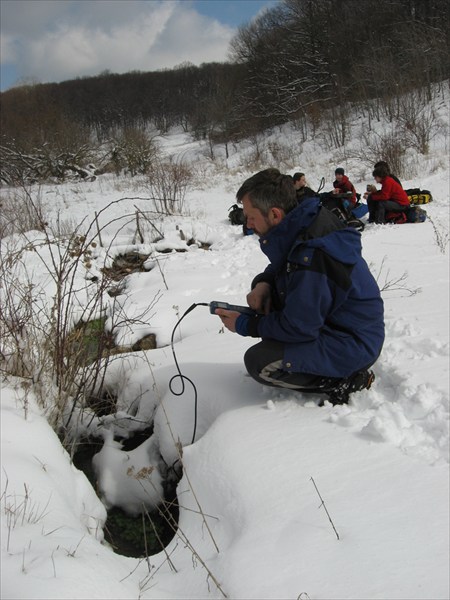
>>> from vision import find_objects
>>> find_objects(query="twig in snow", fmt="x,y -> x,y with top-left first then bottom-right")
310,476 -> 340,540
143,504 -> 177,573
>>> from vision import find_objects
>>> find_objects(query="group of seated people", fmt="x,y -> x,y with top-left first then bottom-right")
292,161 -> 410,225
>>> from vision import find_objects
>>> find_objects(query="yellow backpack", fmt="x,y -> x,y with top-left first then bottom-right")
405,188 -> 433,205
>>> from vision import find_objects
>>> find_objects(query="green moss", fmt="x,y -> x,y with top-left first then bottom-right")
82,317 -> 107,341
105,506 -> 177,558
67,317 -> 114,366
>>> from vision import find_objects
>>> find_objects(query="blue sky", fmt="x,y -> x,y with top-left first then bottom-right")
0,0 -> 279,91
191,0 -> 277,25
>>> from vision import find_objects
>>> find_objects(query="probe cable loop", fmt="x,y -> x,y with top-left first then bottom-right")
169,302 -> 208,445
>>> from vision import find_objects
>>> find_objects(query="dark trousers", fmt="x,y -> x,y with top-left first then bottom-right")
244,339 -> 341,391
320,194 -> 353,219
368,198 -> 407,224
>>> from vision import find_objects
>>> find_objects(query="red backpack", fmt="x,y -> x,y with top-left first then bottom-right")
385,211 -> 408,224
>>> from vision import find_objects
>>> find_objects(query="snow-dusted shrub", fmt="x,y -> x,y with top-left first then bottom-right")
109,127 -> 160,177
0,186 -> 47,239
0,199 -> 161,444
143,156 -> 193,215
350,129 -> 410,179
267,140 -> 297,170
0,138 -> 95,185
397,93 -> 441,155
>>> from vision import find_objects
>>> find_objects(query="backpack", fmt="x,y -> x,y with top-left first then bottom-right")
228,203 -> 254,235
406,206 -> 427,223
352,202 -> 369,219
320,195 -> 365,232
228,204 -> 245,225
385,211 -> 408,224
404,188 -> 433,205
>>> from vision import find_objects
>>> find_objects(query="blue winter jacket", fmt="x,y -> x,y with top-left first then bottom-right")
236,197 -> 384,378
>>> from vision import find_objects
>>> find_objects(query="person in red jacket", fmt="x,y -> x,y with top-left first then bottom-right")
374,161 -> 402,187
320,168 -> 358,221
332,167 -> 357,207
364,166 -> 410,224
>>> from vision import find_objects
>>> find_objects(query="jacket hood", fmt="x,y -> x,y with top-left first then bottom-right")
260,198 -> 362,269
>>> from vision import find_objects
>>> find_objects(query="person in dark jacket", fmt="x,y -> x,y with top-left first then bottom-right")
292,172 -> 316,203
214,168 -> 384,405
364,166 -> 410,224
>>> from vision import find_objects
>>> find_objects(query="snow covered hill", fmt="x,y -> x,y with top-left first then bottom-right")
1,89 -> 449,599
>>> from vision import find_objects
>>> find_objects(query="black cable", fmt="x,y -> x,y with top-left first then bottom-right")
169,302 -> 208,445
316,176 -> 325,194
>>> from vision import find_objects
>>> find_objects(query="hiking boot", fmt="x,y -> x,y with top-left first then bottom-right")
325,370 -> 375,406
347,218 -> 365,232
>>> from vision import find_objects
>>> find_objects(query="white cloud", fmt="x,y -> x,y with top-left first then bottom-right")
1,0 -> 71,36
1,0 -> 235,84
0,33 -> 18,64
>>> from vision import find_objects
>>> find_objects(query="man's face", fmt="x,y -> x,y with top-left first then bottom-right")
335,173 -> 343,182
242,195 -> 283,237
294,176 -> 306,189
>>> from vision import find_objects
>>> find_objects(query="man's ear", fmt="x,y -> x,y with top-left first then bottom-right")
270,207 -> 284,224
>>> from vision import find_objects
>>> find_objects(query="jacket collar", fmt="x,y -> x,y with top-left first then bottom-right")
259,198 -> 321,270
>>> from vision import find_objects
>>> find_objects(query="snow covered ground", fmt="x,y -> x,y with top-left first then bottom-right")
1,91 -> 449,599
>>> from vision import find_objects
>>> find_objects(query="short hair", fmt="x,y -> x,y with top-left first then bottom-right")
335,167 -> 345,175
374,161 -> 391,174
292,172 -> 305,182
372,166 -> 388,178
236,168 -> 297,216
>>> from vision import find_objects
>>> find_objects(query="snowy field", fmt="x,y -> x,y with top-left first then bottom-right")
1,91 -> 449,599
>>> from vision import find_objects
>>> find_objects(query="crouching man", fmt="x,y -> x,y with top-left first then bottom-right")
215,168 -> 384,405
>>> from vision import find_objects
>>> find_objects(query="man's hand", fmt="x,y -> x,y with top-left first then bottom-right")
215,309 -> 240,332
247,282 -> 272,314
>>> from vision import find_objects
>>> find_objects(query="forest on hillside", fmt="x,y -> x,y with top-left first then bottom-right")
1,0 -> 448,185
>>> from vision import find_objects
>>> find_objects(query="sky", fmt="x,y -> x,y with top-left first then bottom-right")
0,0 -> 279,91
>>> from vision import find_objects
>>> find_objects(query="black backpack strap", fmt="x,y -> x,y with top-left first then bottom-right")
287,207 -> 348,273
316,177 -> 325,194
301,205 -> 346,240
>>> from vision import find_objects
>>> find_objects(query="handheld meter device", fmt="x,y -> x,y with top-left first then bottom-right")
209,301 -> 256,316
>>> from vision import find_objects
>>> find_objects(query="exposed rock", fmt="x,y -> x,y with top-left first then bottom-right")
102,252 -> 153,281
131,334 -> 157,351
